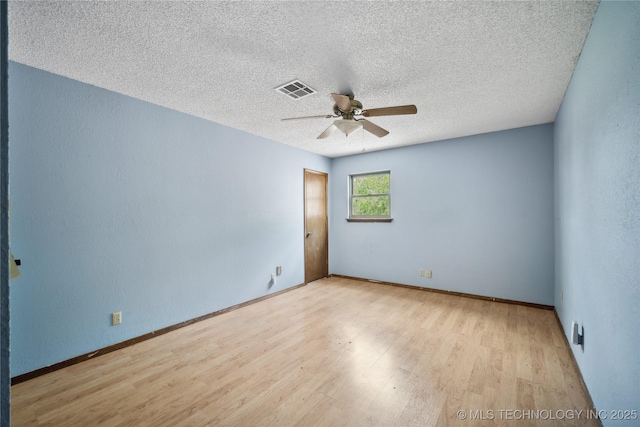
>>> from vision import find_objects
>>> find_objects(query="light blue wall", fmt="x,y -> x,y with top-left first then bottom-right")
554,1 -> 639,424
330,125 -> 555,306
8,62 -> 330,376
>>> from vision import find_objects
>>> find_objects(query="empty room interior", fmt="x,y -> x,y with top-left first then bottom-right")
1,1 -> 639,426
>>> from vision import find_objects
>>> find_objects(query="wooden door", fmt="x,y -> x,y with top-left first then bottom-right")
304,169 -> 328,283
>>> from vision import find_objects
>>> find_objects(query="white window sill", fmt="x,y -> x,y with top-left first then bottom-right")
346,218 -> 393,223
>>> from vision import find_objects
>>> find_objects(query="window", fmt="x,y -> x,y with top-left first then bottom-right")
348,171 -> 392,222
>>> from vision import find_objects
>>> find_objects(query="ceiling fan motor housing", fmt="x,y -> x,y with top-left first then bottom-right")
333,98 -> 363,118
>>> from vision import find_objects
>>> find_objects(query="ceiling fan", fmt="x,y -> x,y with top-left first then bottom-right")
282,93 -> 417,139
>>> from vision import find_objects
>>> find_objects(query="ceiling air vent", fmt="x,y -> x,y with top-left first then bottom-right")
275,80 -> 317,100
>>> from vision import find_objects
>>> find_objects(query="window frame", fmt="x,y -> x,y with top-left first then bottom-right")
347,170 -> 393,222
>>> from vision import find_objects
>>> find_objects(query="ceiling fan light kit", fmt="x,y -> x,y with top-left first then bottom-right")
333,120 -> 364,138
282,93 -> 417,140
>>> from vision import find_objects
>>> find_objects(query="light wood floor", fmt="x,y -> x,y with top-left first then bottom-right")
12,277 -> 599,426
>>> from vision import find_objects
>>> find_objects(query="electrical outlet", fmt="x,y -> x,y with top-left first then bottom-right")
560,292 -> 564,303
426,269 -> 432,278
419,269 -> 425,277
112,311 -> 122,326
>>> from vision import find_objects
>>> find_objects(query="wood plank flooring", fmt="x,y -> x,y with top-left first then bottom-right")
12,277 -> 599,426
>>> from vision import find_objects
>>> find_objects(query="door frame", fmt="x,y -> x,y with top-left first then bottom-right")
303,169 -> 329,284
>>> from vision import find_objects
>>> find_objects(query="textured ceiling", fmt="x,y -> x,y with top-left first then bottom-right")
9,1 -> 599,158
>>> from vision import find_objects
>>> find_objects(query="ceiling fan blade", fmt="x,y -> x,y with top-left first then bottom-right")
361,105 -> 417,117
282,114 -> 335,121
359,119 -> 389,138
317,124 -> 338,139
331,93 -> 353,113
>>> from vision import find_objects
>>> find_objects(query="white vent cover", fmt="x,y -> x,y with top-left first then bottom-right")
275,80 -> 317,100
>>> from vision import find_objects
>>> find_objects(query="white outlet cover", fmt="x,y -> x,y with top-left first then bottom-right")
112,311 -> 122,325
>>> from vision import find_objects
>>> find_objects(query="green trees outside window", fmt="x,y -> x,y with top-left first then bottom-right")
350,171 -> 390,218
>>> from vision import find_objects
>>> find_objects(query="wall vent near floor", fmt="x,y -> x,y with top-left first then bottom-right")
275,80 -> 317,100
